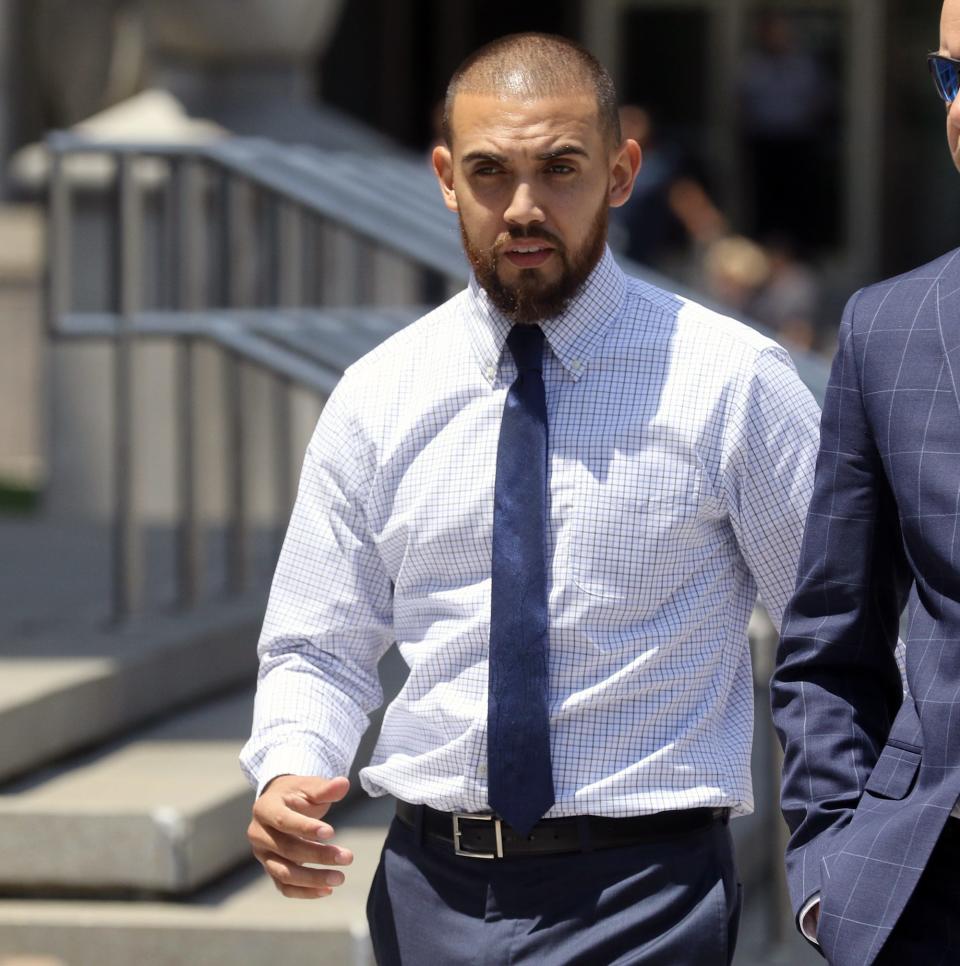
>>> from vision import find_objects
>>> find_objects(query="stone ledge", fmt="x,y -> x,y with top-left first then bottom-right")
0,814 -> 390,966
0,595 -> 265,784
0,691 -> 256,893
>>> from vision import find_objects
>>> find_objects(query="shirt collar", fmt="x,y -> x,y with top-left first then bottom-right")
462,245 -> 626,384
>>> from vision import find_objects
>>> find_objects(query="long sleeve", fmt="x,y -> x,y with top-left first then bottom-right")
238,252 -> 840,817
721,344 -> 822,632
239,375 -> 395,793
769,291 -> 913,917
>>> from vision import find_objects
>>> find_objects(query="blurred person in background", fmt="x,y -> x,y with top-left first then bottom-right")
242,31 -> 821,965
700,234 -> 822,355
610,104 -> 727,272
739,11 -> 832,250
772,1 -> 960,961
702,234 -> 770,318
748,236 -> 821,353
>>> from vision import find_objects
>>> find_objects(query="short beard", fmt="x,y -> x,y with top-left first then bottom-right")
460,202 -> 608,324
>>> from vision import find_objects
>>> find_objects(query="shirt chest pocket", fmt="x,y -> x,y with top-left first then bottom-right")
569,449 -> 709,610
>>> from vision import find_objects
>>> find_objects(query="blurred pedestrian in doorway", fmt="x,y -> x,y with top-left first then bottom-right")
739,12 -> 832,249
611,104 -> 726,271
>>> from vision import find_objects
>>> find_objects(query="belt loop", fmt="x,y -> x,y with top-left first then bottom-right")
576,815 -> 594,853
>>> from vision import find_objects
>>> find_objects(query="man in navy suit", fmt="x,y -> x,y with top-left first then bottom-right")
771,2 -> 960,962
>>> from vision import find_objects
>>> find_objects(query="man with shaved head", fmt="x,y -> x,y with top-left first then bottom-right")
242,33 -> 820,964
771,2 -> 960,963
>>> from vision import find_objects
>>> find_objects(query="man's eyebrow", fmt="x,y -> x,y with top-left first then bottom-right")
536,145 -> 589,161
460,146 -> 590,165
461,150 -> 509,165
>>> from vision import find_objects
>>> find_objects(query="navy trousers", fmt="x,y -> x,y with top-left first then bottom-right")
366,814 -> 741,965
873,819 -> 960,965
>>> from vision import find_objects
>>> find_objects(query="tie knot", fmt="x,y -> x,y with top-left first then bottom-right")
506,325 -> 544,373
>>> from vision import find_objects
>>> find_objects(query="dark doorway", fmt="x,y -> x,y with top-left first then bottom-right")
320,0 -> 580,152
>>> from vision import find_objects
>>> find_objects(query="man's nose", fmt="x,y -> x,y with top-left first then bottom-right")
504,182 -> 545,228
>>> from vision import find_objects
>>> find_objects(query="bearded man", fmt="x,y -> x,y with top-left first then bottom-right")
241,33 -> 820,965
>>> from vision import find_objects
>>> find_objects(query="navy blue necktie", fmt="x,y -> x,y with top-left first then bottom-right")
487,324 -> 555,835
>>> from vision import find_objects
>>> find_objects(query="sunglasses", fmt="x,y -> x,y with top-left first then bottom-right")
929,53 -> 960,104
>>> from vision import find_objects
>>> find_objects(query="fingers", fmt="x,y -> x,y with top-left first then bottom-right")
253,798 -> 326,840
250,827 -> 355,900
248,821 -> 354,868
252,775 -> 349,841
276,883 -> 334,899
297,775 -> 350,806
247,774 -> 356,900
281,776 -> 350,822
262,854 -> 346,894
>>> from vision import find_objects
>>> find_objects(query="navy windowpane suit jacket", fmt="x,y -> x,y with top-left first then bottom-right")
771,248 -> 960,966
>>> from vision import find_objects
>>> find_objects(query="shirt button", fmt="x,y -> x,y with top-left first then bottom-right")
486,366 -> 496,381
477,763 -> 487,778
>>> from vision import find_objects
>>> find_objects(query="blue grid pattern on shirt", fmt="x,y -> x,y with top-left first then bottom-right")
241,246 -> 821,818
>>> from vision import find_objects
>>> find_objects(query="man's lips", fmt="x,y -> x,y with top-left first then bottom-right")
501,242 -> 556,269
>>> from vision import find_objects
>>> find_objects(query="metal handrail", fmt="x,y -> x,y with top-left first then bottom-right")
46,134 -> 461,621
45,132 -> 829,633
55,307 -> 425,392
47,133 -> 828,397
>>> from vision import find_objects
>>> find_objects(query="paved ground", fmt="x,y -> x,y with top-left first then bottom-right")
735,887 -> 820,965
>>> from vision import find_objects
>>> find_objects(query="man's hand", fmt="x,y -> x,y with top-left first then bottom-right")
247,775 -> 354,898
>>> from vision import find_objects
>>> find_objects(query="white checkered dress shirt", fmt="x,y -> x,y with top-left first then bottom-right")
240,246 -> 821,818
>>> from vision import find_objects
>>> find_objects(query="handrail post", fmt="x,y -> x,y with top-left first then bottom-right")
47,146 -> 71,336
272,198 -> 304,549
277,199 -> 304,310
114,152 -> 143,622
221,170 -> 249,595
171,157 -> 205,609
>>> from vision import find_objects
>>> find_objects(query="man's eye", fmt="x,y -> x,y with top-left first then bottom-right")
546,164 -> 575,175
473,167 -> 502,177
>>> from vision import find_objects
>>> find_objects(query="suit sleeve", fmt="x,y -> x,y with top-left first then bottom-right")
770,290 -> 912,921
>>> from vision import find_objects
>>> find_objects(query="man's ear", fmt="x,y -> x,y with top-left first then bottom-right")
608,138 -> 642,209
432,144 -> 459,213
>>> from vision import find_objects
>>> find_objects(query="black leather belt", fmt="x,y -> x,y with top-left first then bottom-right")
395,801 -> 728,859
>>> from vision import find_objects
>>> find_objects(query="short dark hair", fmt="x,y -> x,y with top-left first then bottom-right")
442,33 -> 621,148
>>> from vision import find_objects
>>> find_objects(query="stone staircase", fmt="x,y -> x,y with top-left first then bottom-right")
0,804 -> 390,966
0,521 -> 400,965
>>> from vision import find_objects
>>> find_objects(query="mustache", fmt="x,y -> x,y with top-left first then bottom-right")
495,227 -> 564,253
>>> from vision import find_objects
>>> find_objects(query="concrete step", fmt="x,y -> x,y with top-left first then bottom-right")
0,796 -> 393,966
0,641 -> 406,895
0,690 -> 257,894
0,594 -> 265,784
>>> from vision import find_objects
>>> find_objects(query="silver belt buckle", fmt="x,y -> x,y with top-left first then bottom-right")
452,813 -> 504,859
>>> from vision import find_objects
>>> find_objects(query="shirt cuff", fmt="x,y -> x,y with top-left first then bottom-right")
799,894 -> 820,945
252,746 -> 341,798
